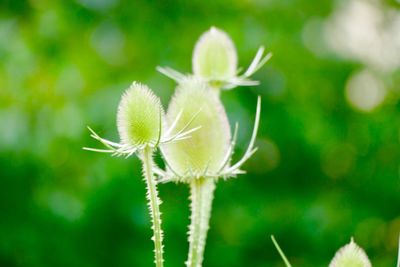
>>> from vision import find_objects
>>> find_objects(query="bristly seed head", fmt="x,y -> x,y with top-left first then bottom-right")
192,26 -> 237,82
329,238 -> 372,267
158,26 -> 271,91
84,81 -> 200,157
161,77 -> 231,180
117,82 -> 164,147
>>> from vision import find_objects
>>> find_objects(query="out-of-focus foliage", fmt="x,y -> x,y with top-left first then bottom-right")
0,0 -> 399,266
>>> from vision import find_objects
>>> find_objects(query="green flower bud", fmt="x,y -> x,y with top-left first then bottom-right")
161,78 -> 231,179
329,238 -> 372,267
192,27 -> 237,82
117,82 -> 164,147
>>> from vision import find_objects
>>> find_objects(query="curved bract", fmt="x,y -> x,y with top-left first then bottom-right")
192,27 -> 237,82
117,82 -> 164,147
161,78 -> 231,180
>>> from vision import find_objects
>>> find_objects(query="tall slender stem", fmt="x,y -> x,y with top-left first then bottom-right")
271,236 -> 292,267
141,146 -> 164,267
397,235 -> 400,267
186,178 -> 216,267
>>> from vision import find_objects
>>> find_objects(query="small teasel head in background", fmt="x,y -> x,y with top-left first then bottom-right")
329,238 -> 372,267
192,27 -> 237,86
158,26 -> 272,91
84,82 -> 199,157
159,77 -> 261,183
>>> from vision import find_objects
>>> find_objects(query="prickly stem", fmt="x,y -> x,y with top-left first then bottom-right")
141,146 -> 164,267
186,178 -> 216,267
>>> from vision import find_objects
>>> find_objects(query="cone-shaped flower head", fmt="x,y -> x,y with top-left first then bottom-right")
161,78 -> 231,180
84,81 -> 200,157
329,238 -> 372,267
193,27 -> 237,83
158,26 -> 271,90
117,82 -> 164,147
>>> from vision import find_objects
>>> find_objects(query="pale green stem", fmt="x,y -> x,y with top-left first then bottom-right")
141,146 -> 164,267
271,235 -> 292,267
186,178 -> 216,267
397,235 -> 400,267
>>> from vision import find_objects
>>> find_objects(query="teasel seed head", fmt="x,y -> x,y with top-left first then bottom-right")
161,77 -> 231,180
117,82 -> 164,148
329,238 -> 372,267
192,27 -> 237,83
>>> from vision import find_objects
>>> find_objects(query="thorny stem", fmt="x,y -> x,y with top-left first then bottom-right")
141,146 -> 164,267
186,178 -> 216,267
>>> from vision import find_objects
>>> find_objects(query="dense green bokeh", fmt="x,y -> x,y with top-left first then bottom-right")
1,0 -> 399,266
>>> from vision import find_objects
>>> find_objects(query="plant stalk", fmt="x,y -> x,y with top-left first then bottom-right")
141,146 -> 164,267
397,235 -> 400,267
186,178 -> 216,267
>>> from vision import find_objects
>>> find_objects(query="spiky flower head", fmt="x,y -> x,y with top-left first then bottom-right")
192,26 -> 237,83
157,26 -> 272,90
84,81 -> 199,157
117,82 -> 163,148
329,238 -> 372,267
158,77 -> 262,183
161,78 -> 231,180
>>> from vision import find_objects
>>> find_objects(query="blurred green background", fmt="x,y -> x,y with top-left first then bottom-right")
1,0 -> 399,266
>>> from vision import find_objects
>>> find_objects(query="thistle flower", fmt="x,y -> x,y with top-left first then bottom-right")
158,77 -> 261,182
157,26 -> 272,90
329,238 -> 372,267
84,82 -> 199,157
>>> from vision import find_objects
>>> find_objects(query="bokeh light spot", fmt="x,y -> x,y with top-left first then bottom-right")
345,69 -> 386,112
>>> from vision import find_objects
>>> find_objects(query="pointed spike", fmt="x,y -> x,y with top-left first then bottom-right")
82,147 -> 114,153
251,52 -> 272,75
223,96 -> 261,175
162,108 -> 203,143
157,66 -> 186,82
217,122 -> 239,173
164,110 -> 183,138
244,46 -> 265,77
